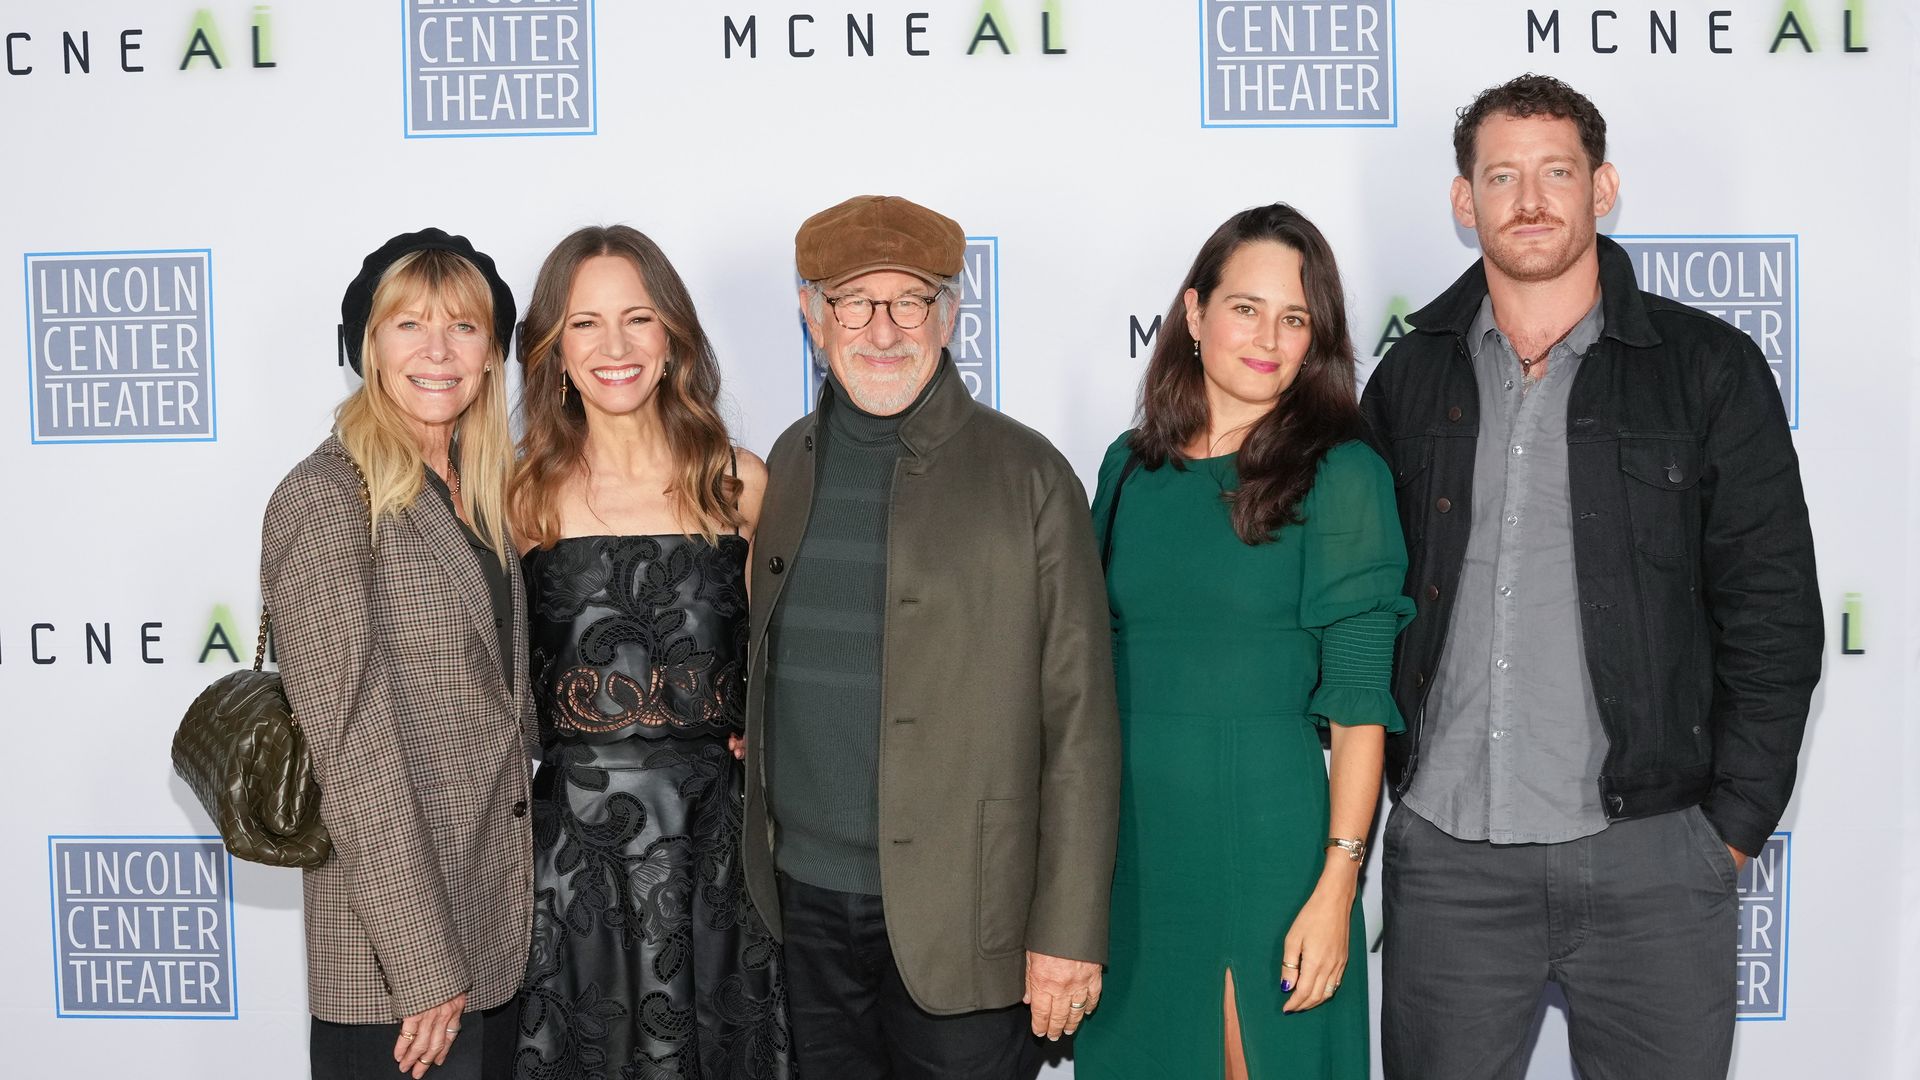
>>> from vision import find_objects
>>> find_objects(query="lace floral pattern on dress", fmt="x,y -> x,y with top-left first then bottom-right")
527,535 -> 750,742
516,534 -> 793,1080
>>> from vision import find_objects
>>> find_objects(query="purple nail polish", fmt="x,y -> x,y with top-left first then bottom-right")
1281,980 -> 1293,992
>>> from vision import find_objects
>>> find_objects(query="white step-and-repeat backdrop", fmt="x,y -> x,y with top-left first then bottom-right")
3,2 -> 1914,1076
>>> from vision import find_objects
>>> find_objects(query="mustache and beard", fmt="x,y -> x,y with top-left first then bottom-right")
1481,206 -> 1595,284
1505,208 -> 1564,231
831,339 -> 933,415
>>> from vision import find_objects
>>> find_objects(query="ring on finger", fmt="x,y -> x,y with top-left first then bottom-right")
1280,960 -> 1300,970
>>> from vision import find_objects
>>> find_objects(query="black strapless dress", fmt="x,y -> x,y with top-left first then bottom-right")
514,534 -> 794,1080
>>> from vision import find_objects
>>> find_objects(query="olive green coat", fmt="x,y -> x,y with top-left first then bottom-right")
743,356 -> 1121,1015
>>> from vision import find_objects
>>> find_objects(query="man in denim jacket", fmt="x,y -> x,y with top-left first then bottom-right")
1362,75 -> 1822,1080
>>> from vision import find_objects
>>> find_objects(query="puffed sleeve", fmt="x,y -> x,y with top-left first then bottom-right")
1298,441 -> 1415,731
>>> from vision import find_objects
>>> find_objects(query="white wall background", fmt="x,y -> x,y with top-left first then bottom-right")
1,1 -> 1913,1076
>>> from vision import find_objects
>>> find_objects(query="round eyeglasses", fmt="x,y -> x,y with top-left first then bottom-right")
824,289 -> 944,331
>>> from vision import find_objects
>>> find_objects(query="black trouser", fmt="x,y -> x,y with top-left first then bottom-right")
779,874 -> 1036,1080
311,998 -> 516,1080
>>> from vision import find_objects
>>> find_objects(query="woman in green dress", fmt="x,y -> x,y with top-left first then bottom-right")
1074,204 -> 1412,1080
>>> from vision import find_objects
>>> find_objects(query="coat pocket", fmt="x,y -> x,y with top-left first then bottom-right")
1388,434 -> 1435,543
417,780 -> 484,859
1617,435 -> 1703,559
1388,434 -> 1433,489
976,796 -> 1039,959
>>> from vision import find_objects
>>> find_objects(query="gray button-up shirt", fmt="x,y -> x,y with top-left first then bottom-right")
1404,294 -> 1611,844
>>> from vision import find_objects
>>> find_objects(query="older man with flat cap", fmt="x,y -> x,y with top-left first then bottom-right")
740,195 -> 1121,1077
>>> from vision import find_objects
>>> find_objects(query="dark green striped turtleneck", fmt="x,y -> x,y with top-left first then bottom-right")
766,365 -> 944,895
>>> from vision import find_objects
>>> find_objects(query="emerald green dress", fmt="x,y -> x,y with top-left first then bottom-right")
1074,435 -> 1412,1080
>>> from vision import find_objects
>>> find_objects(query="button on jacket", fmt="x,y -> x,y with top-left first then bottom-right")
743,353 -> 1122,1015
261,436 -> 537,1024
1361,237 -> 1823,857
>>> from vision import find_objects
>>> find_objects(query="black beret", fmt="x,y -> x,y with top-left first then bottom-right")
337,227 -> 516,376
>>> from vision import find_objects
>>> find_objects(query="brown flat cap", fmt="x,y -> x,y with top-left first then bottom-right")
795,195 -> 964,287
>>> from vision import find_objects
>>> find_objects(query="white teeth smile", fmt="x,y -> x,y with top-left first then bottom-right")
597,366 -> 642,380
409,376 -> 460,390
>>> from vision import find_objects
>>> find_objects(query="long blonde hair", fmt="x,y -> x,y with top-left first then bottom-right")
335,249 -> 513,565
510,225 -> 742,547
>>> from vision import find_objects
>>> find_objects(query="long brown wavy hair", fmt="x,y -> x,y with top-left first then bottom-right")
510,225 -> 742,547
1131,203 -> 1363,545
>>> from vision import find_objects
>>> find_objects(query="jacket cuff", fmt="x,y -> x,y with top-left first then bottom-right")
1024,927 -> 1108,967
1699,799 -> 1776,859
387,967 -> 471,1019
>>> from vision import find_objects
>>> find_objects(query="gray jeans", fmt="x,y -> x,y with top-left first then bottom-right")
1381,803 -> 1737,1080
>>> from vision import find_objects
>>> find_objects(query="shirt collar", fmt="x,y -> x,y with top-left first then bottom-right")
1467,292 -> 1607,363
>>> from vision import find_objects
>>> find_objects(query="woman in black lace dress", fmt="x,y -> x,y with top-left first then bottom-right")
508,225 -> 793,1079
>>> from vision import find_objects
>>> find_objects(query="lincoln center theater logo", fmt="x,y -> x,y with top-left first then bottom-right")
25,249 -> 215,444
1615,235 -> 1799,428
49,837 -> 236,1019
404,0 -> 597,137
803,237 -> 1000,412
1200,1 -> 1396,126
1736,833 -> 1790,1021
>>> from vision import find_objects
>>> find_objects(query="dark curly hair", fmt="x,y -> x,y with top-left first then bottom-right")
1453,73 -> 1607,179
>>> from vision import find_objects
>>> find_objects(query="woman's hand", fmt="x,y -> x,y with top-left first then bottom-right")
1277,720 -> 1382,1012
1279,878 -> 1353,1013
728,734 -> 747,760
394,991 -> 467,1077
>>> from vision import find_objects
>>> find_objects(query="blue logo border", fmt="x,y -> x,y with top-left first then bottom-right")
1197,0 -> 1399,129
23,248 -> 219,446
399,0 -> 601,140
47,834 -> 239,1021
1611,232 -> 1801,431
1734,829 -> 1791,1023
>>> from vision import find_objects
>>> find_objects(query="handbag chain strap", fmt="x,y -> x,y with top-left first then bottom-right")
255,446 -> 372,672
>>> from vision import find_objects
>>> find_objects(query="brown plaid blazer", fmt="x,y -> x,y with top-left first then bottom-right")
261,436 -> 536,1024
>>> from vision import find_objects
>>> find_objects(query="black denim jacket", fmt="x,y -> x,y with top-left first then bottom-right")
1361,236 -> 1823,856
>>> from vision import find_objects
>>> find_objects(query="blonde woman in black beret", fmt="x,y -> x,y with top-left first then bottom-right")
262,229 -> 535,1079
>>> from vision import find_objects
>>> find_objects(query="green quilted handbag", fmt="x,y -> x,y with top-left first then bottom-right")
172,613 -> 331,867
172,448 -> 362,868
